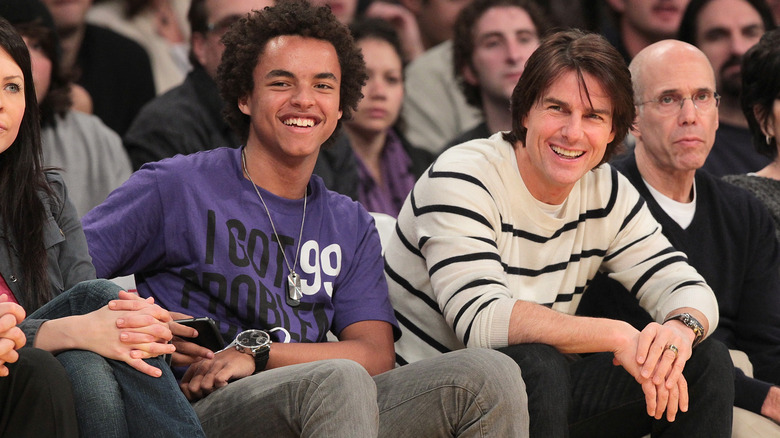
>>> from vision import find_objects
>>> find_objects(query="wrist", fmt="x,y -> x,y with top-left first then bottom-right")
663,312 -> 705,348
34,315 -> 85,352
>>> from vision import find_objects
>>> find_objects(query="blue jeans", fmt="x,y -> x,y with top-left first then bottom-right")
29,279 -> 205,438
499,340 -> 734,438
193,348 -> 529,437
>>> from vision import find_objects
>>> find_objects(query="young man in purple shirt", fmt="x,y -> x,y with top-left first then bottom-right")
82,2 -> 529,436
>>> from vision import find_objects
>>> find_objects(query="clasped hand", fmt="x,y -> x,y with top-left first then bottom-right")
612,322 -> 692,422
0,297 -> 25,377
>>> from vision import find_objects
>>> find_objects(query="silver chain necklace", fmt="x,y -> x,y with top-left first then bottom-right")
242,148 -> 306,307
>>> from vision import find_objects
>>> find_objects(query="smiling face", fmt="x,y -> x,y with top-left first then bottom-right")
464,6 -> 538,106
515,70 -> 615,204
0,48 -> 26,155
238,35 -> 342,163
633,43 -> 718,177
345,38 -> 403,139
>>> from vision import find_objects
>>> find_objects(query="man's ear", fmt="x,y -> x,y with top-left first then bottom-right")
629,111 -> 640,138
463,64 -> 479,86
238,95 -> 250,116
755,104 -> 776,138
191,32 -> 209,67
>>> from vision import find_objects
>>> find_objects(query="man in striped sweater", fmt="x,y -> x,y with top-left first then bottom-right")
385,29 -> 734,437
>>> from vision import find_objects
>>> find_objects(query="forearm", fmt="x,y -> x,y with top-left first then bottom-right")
32,315 -> 88,353
507,300 -> 637,354
266,321 -> 395,376
266,341 -> 394,376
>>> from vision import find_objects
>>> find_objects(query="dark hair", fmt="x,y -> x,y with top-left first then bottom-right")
741,28 -> 780,158
350,17 -> 406,66
503,29 -> 634,165
678,0 -> 776,45
186,0 -> 208,67
453,0 -> 551,110
0,0 -> 71,124
0,17 -> 53,310
218,0 -> 366,147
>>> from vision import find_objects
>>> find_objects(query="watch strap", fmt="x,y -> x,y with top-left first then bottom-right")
664,312 -> 705,348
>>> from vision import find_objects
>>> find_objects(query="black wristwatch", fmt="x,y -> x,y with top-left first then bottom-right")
664,313 -> 705,348
232,329 -> 272,373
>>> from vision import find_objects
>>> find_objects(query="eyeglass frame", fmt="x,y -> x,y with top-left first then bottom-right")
635,91 -> 721,114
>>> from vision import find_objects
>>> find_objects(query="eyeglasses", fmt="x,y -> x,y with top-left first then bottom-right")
206,14 -> 242,37
636,91 -> 721,115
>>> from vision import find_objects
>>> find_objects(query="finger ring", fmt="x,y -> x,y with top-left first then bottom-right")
666,344 -> 678,357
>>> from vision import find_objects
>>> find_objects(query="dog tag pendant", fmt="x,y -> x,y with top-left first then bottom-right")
286,272 -> 302,307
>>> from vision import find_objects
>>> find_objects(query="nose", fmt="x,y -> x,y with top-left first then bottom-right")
732,34 -> 756,56
291,86 -> 315,109
561,115 -> 583,143
678,97 -> 698,124
366,77 -> 386,99
506,40 -> 524,64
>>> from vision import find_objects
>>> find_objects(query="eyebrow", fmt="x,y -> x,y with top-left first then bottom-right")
265,70 -> 338,81
2,75 -> 22,82
543,97 -> 612,115
476,28 -> 536,43
653,87 -> 714,96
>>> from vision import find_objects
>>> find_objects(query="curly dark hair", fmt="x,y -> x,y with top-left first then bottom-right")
741,28 -> 780,159
503,29 -> 634,165
218,0 -> 367,148
452,0 -> 551,110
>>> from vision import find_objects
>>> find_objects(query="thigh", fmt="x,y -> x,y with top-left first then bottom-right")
0,348 -> 79,438
376,349 -> 529,438
194,359 -> 377,438
569,352 -> 651,438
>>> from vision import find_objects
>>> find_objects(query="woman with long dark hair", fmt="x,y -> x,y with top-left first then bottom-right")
0,16 -> 205,437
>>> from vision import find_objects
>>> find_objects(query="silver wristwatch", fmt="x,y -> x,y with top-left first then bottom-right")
231,329 -> 272,373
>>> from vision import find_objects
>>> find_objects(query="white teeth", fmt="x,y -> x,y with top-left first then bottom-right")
283,117 -> 315,127
551,145 -> 584,158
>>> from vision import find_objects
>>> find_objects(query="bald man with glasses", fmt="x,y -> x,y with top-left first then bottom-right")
578,39 -> 780,435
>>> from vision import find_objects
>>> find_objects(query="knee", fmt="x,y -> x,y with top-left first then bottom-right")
66,279 -> 122,308
315,359 -> 375,392
11,348 -> 73,393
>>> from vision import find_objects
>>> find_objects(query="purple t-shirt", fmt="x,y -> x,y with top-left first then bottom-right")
82,147 -> 398,344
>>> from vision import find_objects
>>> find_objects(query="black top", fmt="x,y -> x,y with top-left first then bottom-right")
579,153 -> 780,414
76,24 -> 156,137
701,122 -> 771,177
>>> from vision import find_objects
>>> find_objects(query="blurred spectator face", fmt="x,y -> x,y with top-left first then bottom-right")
22,36 -> 51,103
40,0 -> 92,34
634,44 -> 718,173
195,0 -> 274,79
308,0 -> 358,24
694,0 -> 765,98
416,0 -> 472,48
609,0 -> 690,40
346,38 -> 404,136
463,6 -> 538,106
768,0 -> 780,24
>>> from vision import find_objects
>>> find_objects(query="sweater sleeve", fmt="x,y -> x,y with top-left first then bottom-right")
603,176 -> 719,333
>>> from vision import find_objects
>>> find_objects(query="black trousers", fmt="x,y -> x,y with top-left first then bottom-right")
499,340 -> 734,438
0,347 -> 78,437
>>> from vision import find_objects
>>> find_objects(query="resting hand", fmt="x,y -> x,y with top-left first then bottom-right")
78,304 -> 175,377
180,348 -> 255,401
612,322 -> 691,421
166,311 -> 215,366
110,291 -> 175,352
0,299 -> 25,376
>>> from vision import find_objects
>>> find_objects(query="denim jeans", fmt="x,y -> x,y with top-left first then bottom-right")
499,340 -> 734,438
193,348 -> 529,437
28,279 -> 205,438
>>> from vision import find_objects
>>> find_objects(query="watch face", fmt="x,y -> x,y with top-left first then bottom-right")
237,330 -> 270,348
